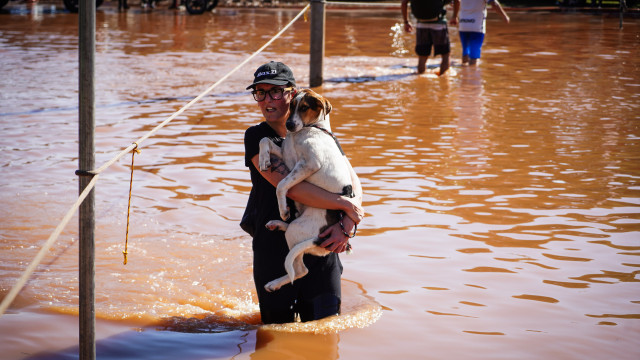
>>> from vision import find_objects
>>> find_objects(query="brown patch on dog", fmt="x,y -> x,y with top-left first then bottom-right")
290,90 -> 332,127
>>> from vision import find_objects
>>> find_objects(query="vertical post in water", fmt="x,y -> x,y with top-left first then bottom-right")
309,0 -> 325,87
78,0 -> 96,358
619,0 -> 625,29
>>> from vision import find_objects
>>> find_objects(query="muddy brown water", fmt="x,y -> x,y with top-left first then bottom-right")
1,3 -> 639,359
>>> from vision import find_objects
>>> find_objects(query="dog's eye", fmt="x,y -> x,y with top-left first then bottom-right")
299,104 -> 309,112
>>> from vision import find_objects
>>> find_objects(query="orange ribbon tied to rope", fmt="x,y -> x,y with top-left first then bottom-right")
123,142 -> 140,265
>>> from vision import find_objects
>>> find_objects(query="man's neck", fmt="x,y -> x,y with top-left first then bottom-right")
266,119 -> 287,138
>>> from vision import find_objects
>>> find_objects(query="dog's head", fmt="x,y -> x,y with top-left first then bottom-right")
286,89 -> 332,133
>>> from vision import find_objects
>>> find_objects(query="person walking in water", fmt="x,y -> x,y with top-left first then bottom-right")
450,0 -> 510,66
241,61 -> 364,324
401,0 -> 460,76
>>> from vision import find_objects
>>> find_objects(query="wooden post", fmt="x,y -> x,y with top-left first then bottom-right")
619,0 -> 626,29
309,0 -> 325,88
78,0 -> 96,358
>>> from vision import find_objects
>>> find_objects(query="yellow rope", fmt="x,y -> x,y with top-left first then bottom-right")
123,143 -> 140,265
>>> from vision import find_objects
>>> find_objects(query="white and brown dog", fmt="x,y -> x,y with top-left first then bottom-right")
258,89 -> 357,292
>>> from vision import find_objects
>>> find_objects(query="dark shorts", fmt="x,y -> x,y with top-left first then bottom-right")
415,25 -> 450,57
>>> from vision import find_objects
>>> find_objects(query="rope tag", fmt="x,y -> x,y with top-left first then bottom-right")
123,143 -> 140,265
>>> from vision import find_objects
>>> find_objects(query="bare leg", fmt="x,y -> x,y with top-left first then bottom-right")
462,54 -> 470,65
417,56 -> 428,74
438,52 -> 450,76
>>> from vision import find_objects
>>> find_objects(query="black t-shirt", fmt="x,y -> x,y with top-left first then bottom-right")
410,0 -> 447,21
243,122 -> 295,251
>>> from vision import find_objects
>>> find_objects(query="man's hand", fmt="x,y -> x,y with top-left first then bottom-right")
341,197 -> 364,225
319,218 -> 353,254
404,21 -> 414,33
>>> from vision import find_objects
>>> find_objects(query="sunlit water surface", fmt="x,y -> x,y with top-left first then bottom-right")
0,3 -> 639,360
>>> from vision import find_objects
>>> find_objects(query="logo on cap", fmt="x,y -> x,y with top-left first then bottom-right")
256,69 -> 278,78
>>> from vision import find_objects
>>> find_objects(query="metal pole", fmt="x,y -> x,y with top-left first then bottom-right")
309,0 -> 325,88
78,0 -> 96,357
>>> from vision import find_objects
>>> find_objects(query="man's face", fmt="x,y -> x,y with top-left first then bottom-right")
255,83 -> 293,125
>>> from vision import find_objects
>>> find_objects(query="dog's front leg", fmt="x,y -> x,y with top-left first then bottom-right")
265,220 -> 288,232
276,152 -> 322,220
275,158 -> 319,220
258,138 -> 282,172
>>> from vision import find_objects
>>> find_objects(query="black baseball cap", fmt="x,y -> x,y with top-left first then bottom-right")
246,61 -> 296,90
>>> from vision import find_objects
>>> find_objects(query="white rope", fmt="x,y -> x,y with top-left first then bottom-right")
0,3 -> 310,318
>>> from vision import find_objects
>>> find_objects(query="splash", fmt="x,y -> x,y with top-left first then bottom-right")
261,280 -> 383,334
390,23 -> 410,57
153,280 -> 383,334
262,301 -> 382,335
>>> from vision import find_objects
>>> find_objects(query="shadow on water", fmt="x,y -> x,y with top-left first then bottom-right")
23,315 -> 344,360
326,69 -> 415,84
0,3 -> 63,15
26,329 -> 343,360
24,327 -> 256,360
324,63 -> 465,83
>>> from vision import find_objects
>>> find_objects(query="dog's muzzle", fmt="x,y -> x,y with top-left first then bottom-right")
286,120 -> 297,132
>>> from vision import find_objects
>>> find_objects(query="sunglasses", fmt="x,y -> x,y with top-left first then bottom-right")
251,87 -> 294,102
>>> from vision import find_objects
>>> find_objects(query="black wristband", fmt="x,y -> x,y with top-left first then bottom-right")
339,212 -> 357,238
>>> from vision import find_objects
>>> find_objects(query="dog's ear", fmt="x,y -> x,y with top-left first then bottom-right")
323,97 -> 332,115
289,92 -> 299,111
289,98 -> 296,111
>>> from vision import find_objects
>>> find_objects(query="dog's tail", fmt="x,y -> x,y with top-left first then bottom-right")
284,238 -> 317,284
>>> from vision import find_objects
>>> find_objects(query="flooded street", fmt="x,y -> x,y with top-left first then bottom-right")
1,2 -> 639,359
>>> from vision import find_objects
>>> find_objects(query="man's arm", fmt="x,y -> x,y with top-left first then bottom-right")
401,0 -> 413,33
319,155 -> 363,253
450,0 -> 460,26
491,0 -> 510,23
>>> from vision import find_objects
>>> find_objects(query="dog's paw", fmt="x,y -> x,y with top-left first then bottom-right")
258,157 -> 271,172
266,220 -> 288,232
265,221 -> 277,231
279,207 -> 290,221
346,242 -> 353,255
264,281 -> 279,293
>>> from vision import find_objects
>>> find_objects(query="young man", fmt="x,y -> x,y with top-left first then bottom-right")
242,61 -> 364,324
450,0 -> 510,65
401,0 -> 460,75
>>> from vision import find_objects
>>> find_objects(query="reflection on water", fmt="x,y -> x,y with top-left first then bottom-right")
1,4 -> 639,360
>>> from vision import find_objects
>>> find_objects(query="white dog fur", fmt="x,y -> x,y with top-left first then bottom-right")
258,89 -> 356,292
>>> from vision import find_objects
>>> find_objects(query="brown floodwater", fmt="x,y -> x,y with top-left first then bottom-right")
1,2 -> 639,359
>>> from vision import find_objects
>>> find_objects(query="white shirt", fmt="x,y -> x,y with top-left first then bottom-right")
458,0 -> 493,33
